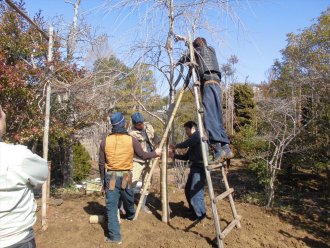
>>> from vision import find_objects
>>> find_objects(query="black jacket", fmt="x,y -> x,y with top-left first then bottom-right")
174,131 -> 203,166
178,45 -> 221,82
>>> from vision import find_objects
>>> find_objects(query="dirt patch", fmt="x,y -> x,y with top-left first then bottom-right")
34,162 -> 329,248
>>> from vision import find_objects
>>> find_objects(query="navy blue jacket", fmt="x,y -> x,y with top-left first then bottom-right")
174,131 -> 204,166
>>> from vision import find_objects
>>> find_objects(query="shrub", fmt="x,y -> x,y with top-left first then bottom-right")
73,143 -> 91,182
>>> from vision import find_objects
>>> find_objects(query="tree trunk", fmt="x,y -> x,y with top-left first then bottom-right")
266,165 -> 276,207
67,0 -> 81,63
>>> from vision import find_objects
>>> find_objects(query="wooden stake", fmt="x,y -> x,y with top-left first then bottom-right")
42,25 -> 53,230
134,86 -> 187,220
161,146 -> 168,222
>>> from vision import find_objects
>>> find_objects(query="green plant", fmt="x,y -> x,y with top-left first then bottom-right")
72,143 -> 91,183
248,159 -> 269,187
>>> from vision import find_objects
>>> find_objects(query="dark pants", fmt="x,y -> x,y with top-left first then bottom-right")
7,238 -> 36,248
202,83 -> 230,144
105,172 -> 135,241
184,166 -> 206,218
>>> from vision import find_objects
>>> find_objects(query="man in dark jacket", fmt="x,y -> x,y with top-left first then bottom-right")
169,121 -> 206,220
178,37 -> 233,163
99,112 -> 161,244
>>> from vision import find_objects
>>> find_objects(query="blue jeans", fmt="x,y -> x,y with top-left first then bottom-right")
184,166 -> 206,218
7,238 -> 36,248
202,83 -> 230,144
105,172 -> 135,241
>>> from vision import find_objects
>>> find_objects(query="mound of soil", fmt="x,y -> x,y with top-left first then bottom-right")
34,163 -> 329,248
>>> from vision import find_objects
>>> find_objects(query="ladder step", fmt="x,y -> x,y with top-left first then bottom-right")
220,218 -> 240,239
214,188 -> 234,203
207,163 -> 223,171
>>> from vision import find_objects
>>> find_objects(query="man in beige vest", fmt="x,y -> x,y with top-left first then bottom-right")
99,112 -> 161,244
129,112 -> 159,214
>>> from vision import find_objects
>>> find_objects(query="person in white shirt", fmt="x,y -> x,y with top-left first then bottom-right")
0,105 -> 48,248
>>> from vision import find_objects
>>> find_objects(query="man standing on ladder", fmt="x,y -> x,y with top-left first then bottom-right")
169,121 -> 206,221
178,37 -> 233,164
129,112 -> 159,214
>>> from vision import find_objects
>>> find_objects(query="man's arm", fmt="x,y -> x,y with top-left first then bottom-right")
98,138 -> 106,184
18,146 -> 48,189
175,131 -> 200,149
177,49 -> 190,65
133,137 -> 159,160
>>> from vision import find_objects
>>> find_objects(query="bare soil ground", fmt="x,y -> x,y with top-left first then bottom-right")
34,161 -> 329,248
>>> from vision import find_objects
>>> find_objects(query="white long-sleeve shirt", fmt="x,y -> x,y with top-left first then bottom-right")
0,142 -> 48,247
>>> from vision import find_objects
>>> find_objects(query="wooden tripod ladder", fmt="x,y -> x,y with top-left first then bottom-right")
134,37 -> 241,248
187,41 -> 242,248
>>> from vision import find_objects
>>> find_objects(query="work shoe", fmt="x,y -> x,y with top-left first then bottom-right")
222,144 -> 234,159
192,213 -> 207,222
210,143 -> 226,164
105,238 -> 122,245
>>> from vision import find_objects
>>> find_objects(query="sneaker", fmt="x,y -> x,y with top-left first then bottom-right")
142,205 -> 152,214
193,213 -> 207,222
222,144 -> 234,159
105,238 -> 122,245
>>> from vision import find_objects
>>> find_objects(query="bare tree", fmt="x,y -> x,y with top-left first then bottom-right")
66,0 -> 81,63
257,97 -> 311,207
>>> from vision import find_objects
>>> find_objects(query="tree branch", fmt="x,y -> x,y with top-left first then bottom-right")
130,94 -> 165,126
4,0 -> 49,40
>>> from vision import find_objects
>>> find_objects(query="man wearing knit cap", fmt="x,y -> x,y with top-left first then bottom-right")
0,105 -> 48,248
129,112 -> 160,214
99,112 -> 161,244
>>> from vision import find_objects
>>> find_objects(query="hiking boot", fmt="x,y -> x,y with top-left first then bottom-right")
209,143 -> 225,164
222,144 -> 234,159
105,238 -> 122,245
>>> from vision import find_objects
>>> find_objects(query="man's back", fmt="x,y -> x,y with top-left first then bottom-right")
195,45 -> 221,82
0,143 -> 47,247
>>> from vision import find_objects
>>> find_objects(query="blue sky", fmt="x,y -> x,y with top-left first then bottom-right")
23,0 -> 329,86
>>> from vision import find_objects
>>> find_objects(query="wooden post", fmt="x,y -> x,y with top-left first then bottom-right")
161,146 -> 168,222
42,25 -> 53,230
134,86 -> 187,220
47,161 -> 51,198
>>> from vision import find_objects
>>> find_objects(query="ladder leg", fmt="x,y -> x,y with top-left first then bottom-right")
205,169 -> 225,248
221,166 -> 241,228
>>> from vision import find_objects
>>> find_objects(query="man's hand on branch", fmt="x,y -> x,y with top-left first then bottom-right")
174,34 -> 189,46
169,144 -> 176,150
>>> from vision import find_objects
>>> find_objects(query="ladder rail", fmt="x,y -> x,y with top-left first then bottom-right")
221,166 -> 242,228
188,41 -> 224,248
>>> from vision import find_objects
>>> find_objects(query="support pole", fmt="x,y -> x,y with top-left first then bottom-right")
161,146 -> 168,222
134,86 -> 187,220
47,161 -> 51,198
41,25 -> 53,230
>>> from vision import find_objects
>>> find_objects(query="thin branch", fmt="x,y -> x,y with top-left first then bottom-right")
4,0 -> 49,40
130,94 -> 165,126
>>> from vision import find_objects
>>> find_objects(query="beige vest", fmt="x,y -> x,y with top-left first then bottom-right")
129,122 -> 155,163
